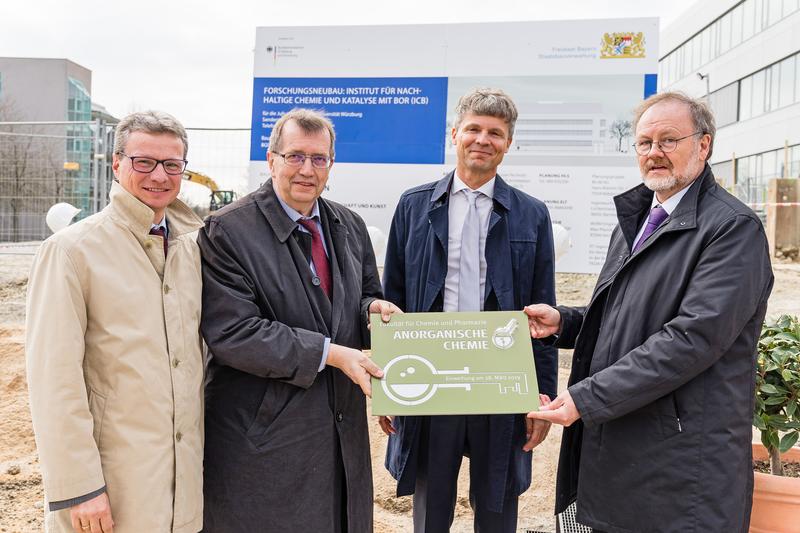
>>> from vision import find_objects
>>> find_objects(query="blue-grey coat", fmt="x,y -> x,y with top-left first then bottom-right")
382,172 -> 558,512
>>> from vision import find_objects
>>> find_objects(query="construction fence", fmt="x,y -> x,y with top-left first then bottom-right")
0,122 -> 250,243
0,120 -> 798,254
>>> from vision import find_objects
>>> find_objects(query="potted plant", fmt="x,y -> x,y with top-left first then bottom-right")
751,314 -> 800,532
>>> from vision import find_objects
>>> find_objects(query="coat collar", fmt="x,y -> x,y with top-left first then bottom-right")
614,163 -> 714,250
429,171 -> 512,211
107,180 -> 202,237
256,179 -> 342,243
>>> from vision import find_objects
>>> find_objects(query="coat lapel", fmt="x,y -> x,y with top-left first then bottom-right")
485,176 -> 514,311
320,200 -> 344,339
255,180 -> 332,335
423,174 -> 451,312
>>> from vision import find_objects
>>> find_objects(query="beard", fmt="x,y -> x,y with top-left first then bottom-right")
641,144 -> 704,194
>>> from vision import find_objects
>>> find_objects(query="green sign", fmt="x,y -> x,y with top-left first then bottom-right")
370,311 -> 539,415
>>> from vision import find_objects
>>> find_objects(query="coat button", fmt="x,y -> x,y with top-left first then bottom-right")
145,241 -> 153,249
680,221 -> 686,226
312,276 -> 321,286
336,412 -> 343,422
172,358 -> 180,368
176,432 -> 182,442
164,285 -> 171,294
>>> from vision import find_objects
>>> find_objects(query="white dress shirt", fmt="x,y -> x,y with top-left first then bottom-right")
443,173 -> 495,312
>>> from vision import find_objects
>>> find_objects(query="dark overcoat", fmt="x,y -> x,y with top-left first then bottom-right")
555,166 -> 774,533
382,172 -> 558,512
198,180 -> 381,532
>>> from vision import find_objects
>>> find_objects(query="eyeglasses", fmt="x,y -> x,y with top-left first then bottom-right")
272,152 -> 332,169
119,153 -> 188,175
632,131 -> 704,156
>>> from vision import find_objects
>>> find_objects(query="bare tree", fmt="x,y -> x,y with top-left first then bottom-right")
610,119 -> 632,153
0,99 -> 65,241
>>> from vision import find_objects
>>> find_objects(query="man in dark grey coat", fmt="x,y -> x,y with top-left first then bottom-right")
526,92 -> 774,533
199,108 -> 400,532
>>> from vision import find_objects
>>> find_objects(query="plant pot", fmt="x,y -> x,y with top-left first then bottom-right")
750,444 -> 800,533
752,443 -> 800,463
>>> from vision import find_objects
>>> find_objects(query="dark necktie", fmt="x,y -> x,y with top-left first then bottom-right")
633,205 -> 669,253
149,227 -> 168,257
297,218 -> 331,298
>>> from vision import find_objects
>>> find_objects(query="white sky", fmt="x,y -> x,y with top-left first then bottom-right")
1,0 -> 699,128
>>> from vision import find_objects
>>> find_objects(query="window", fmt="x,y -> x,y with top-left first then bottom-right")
710,82 -> 739,127
762,150 -> 778,180
754,0 -> 764,32
743,0 -> 756,40
701,26 -> 712,65
779,56 -> 796,108
752,70 -> 766,116
767,0 -> 782,26
731,4 -> 744,48
791,145 -> 800,177
768,64 -> 780,112
719,12 -> 732,55
739,76 -> 753,120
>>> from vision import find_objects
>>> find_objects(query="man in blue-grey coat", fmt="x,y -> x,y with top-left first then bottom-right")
379,88 -> 558,532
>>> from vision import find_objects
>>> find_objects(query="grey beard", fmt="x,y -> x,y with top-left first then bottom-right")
644,174 -> 679,192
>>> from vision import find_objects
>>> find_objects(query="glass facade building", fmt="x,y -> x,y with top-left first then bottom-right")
659,0 -> 800,212
66,77 -> 93,216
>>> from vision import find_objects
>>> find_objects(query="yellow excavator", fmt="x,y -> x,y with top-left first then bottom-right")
183,170 -> 236,211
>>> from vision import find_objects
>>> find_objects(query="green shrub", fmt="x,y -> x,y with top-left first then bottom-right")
754,314 -> 800,475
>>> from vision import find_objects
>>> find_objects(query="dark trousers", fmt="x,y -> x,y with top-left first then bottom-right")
412,415 -> 518,533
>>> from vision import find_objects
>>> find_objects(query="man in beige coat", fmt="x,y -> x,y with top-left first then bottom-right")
26,111 -> 204,533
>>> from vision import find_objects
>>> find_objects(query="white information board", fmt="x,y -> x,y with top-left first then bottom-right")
250,19 -> 659,273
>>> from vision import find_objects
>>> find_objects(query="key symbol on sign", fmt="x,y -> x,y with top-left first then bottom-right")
381,354 -> 530,406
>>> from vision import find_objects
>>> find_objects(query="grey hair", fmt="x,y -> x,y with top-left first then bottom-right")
632,91 -> 716,159
113,110 -> 188,158
268,108 -> 336,159
454,88 -> 519,137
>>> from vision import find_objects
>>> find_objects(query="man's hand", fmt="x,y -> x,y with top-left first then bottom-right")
327,344 -> 383,397
378,415 -> 395,436
527,390 -> 581,427
523,394 -> 552,451
523,304 -> 561,338
70,492 -> 114,533
368,299 -> 403,327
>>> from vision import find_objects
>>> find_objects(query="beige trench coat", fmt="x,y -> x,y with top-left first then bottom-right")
26,182 -> 204,532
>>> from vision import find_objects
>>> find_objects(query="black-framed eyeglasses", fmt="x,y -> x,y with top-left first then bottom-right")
632,131 -> 704,156
118,153 -> 188,175
272,152 -> 332,169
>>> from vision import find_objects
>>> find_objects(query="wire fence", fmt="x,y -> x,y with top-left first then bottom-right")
0,120 -> 114,242
0,121 -> 797,257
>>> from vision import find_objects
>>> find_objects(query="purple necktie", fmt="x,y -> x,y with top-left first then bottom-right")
297,218 -> 332,298
149,227 -> 168,257
633,205 -> 668,253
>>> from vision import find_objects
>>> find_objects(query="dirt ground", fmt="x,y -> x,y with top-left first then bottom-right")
1,251 -> 798,532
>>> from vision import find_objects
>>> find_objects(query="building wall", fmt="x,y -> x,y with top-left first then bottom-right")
0,58 -> 94,240
659,0 -> 800,196
0,57 -> 91,121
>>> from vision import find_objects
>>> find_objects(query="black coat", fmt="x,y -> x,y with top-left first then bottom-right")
382,173 -> 558,512
198,180 -> 381,532
556,166 -> 774,533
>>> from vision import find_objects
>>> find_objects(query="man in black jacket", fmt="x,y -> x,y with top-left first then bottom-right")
199,108 -> 400,532
526,92 -> 773,533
